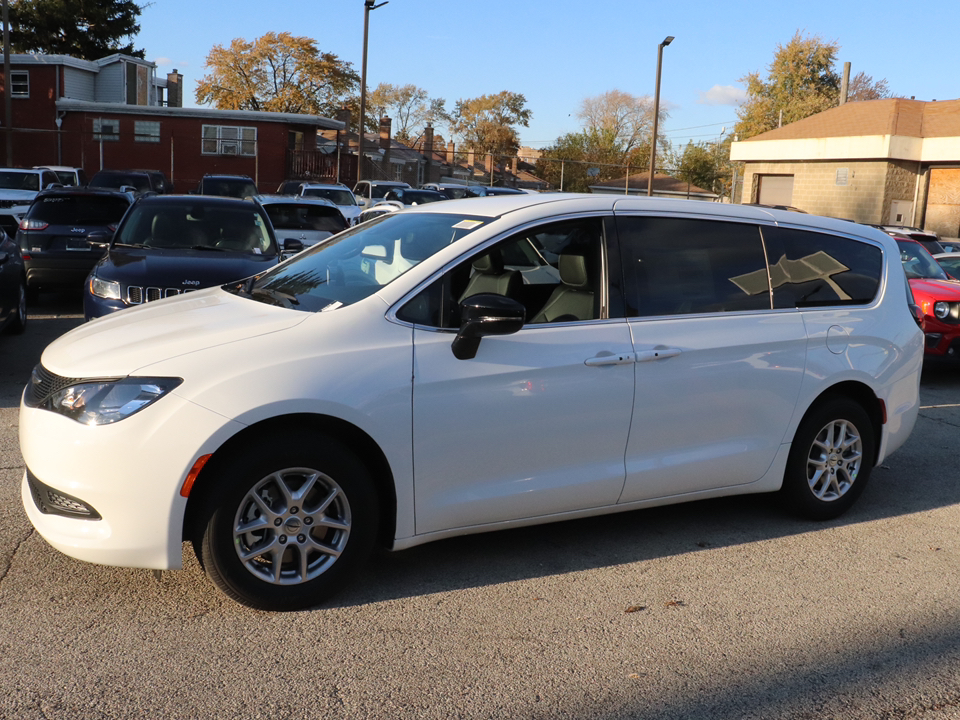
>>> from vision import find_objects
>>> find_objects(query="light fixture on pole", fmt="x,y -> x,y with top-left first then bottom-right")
357,0 -> 388,186
647,35 -> 674,197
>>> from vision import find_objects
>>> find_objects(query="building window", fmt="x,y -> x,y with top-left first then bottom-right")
93,118 -> 120,141
135,121 -> 160,143
10,71 -> 29,98
393,162 -> 404,182
202,125 -> 257,156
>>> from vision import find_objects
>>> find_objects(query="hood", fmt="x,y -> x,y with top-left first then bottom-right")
97,246 -> 278,292
0,189 -> 38,203
908,277 -> 960,300
42,288 -> 307,377
338,205 -> 361,221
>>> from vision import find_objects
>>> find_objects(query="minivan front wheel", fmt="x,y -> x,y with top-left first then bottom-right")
781,398 -> 875,520
196,432 -> 379,611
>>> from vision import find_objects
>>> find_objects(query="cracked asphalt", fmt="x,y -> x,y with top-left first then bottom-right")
2,292 -> 960,719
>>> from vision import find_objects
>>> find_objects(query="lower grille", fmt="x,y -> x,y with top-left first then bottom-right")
27,469 -> 101,520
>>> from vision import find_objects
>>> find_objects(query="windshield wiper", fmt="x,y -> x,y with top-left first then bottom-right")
190,245 -> 225,252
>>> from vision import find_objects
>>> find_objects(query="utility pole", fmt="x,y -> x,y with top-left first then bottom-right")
647,35 -> 674,197
357,0 -> 388,186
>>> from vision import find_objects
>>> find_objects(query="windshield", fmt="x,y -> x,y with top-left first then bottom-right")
229,212 -> 490,312
301,188 -> 357,206
263,203 -> 346,234
115,200 -> 274,253
202,178 -> 258,198
897,239 -> 949,280
91,172 -> 151,193
0,171 -> 39,191
28,195 -> 129,224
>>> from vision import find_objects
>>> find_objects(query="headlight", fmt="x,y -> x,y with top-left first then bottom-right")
934,301 -> 951,319
90,275 -> 121,300
42,377 -> 182,425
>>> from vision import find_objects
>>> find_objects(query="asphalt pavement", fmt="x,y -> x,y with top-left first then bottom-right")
2,293 -> 960,719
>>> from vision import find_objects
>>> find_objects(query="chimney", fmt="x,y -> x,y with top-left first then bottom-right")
423,123 -> 434,157
466,149 -> 475,169
446,140 -> 455,165
166,69 -> 183,107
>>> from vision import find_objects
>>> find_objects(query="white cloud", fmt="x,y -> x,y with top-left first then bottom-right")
152,57 -> 172,66
698,85 -> 747,106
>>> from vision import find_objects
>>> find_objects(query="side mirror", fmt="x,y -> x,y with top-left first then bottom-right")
451,293 -> 526,360
281,238 -> 304,259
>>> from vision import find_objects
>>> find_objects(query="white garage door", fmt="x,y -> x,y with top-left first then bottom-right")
758,175 -> 794,207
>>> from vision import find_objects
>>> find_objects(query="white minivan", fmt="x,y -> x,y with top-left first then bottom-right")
20,194 -> 923,610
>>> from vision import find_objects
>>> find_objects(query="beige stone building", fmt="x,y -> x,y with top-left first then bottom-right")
730,98 -> 960,238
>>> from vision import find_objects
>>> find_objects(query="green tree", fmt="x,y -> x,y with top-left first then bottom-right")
367,83 -> 450,145
669,139 -> 732,195
452,91 -> 532,161
736,31 -> 893,140
196,33 -> 359,116
10,0 -> 145,59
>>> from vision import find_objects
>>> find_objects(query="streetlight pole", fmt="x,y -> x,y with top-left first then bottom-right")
357,0 -> 388,187
647,35 -> 674,197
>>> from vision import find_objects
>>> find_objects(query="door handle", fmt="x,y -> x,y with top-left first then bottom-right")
636,347 -> 682,362
584,352 -> 636,366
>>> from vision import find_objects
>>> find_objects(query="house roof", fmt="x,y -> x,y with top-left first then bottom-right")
591,173 -> 716,197
731,98 -> 960,163
57,99 -> 344,129
11,52 -> 155,72
741,98 -> 960,142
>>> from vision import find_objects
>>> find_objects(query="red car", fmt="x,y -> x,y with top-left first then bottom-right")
897,237 -> 960,358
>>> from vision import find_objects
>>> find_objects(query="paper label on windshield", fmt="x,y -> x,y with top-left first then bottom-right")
452,220 -> 483,230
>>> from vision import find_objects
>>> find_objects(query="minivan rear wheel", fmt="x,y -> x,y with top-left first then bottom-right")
780,398 -> 875,520
195,431 -> 379,611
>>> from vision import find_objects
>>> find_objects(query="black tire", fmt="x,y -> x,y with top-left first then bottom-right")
780,398 -> 875,521
5,278 -> 26,335
195,431 -> 379,611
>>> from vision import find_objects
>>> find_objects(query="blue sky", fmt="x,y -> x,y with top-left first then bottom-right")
137,0 -> 954,152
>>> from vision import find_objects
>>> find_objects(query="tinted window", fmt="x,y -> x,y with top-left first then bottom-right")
91,172 -> 152,193
617,216 -> 770,317
766,227 -> 883,307
0,171 -> 39,191
301,188 -> 357,206
263,203 -> 346,234
115,201 -> 273,254
28,195 -> 129,225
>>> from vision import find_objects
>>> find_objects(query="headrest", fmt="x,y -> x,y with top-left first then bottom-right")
472,251 -> 504,274
558,252 -> 589,288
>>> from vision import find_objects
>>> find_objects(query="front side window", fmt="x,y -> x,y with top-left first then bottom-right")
765,227 -> 883,307
398,217 -> 606,328
202,125 -> 257,156
617,216 -> 770,317
232,212 -> 491,313
11,70 -> 29,98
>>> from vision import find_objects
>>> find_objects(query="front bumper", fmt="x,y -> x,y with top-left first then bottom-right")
20,392 -> 245,570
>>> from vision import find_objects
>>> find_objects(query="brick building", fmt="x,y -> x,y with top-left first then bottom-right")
730,98 -> 960,238
1,53 -> 343,192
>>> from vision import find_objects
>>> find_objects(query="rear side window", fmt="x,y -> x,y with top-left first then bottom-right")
764,227 -> 882,308
28,195 -> 130,225
616,216 -> 770,317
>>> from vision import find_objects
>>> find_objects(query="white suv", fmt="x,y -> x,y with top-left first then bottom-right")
20,195 -> 922,610
0,167 -> 60,209
297,182 -> 362,225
